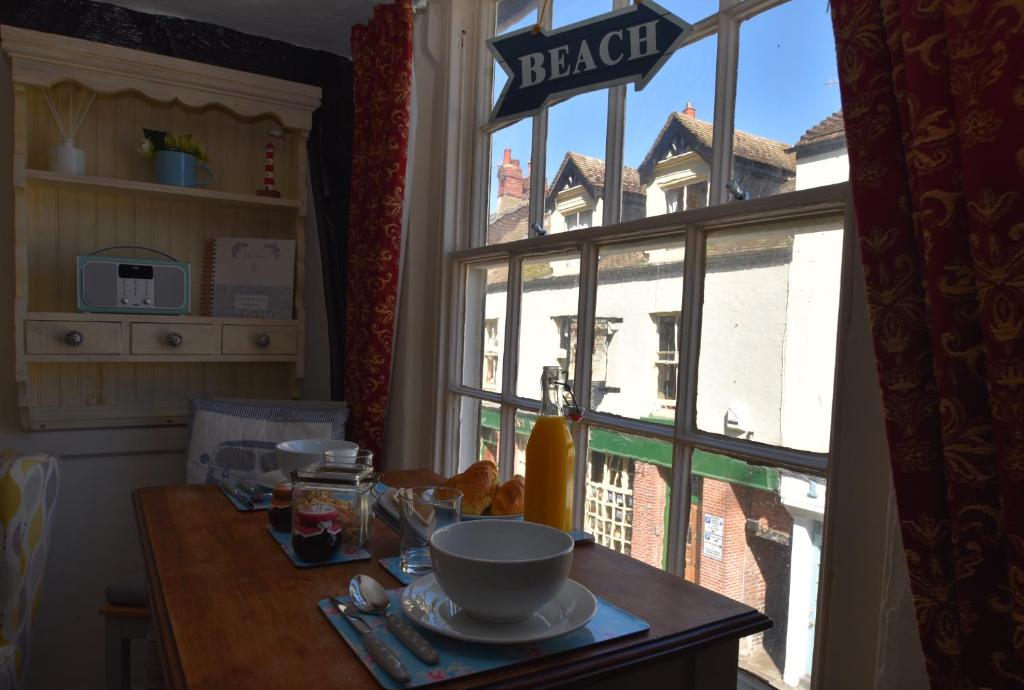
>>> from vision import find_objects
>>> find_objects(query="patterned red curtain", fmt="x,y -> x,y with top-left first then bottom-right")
346,0 -> 413,465
829,1 -> 1024,686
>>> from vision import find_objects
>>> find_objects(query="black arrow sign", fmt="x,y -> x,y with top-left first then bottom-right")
488,0 -> 692,125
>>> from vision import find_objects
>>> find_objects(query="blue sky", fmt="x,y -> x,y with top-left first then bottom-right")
489,0 -> 841,211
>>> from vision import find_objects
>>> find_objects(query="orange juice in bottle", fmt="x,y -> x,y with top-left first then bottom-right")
524,366 -> 576,531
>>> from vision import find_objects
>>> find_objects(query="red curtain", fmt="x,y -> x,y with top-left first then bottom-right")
346,0 -> 413,465
829,0 -> 1024,686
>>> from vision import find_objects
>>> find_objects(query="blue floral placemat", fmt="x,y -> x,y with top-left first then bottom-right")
378,557 -> 416,585
319,589 -> 649,689
265,525 -> 371,568
219,484 -> 270,512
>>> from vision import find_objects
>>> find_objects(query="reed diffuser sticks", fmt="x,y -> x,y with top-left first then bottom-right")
44,87 -> 95,144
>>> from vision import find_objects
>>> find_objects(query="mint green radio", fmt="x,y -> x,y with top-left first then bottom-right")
77,246 -> 190,315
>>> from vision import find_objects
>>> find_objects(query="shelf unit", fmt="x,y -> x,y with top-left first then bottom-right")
2,26 -> 322,430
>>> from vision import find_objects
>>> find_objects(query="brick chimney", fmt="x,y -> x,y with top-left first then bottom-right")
682,102 -> 696,118
497,148 -> 528,212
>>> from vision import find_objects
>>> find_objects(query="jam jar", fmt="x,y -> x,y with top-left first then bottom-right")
268,482 -> 293,533
290,461 -> 377,561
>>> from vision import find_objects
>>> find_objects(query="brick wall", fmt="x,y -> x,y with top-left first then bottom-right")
694,478 -> 793,655
630,463 -> 670,568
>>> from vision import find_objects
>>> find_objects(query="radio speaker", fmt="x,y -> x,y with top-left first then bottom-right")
81,260 -> 119,307
154,265 -> 187,309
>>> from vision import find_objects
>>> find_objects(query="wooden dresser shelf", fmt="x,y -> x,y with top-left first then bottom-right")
24,169 -> 303,212
23,312 -> 301,363
4,26 -> 321,430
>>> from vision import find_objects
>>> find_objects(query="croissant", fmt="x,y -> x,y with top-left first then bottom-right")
446,460 -> 499,515
490,475 -> 525,516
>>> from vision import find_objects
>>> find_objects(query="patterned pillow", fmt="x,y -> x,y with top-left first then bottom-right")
186,398 -> 349,486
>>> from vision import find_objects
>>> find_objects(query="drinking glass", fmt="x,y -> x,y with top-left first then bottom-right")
397,486 -> 463,575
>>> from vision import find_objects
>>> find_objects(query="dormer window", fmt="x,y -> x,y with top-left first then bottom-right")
565,209 -> 593,231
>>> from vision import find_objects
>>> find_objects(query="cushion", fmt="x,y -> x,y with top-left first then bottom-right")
0,452 -> 60,690
186,398 -> 349,485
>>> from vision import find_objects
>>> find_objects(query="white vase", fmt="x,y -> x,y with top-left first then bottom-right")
50,138 -> 86,176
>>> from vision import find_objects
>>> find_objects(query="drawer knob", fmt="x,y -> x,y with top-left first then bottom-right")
65,330 -> 84,347
255,333 -> 271,349
166,332 -> 184,348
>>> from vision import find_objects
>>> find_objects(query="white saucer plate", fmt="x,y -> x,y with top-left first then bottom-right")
257,469 -> 288,490
400,573 -> 597,644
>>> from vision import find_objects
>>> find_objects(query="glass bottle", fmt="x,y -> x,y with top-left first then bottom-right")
523,365 -> 576,531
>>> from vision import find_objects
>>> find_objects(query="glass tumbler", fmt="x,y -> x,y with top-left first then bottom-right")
397,486 -> 463,575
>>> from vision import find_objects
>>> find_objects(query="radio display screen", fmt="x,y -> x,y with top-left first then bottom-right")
118,264 -> 154,280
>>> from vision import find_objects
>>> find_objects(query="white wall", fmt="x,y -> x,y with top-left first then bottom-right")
795,150 -> 849,191
781,223 -> 844,453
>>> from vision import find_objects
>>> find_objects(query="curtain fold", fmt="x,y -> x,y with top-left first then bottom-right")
829,0 -> 1024,686
346,0 -> 414,465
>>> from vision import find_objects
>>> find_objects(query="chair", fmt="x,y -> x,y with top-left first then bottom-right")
0,451 -> 61,690
101,398 -> 348,690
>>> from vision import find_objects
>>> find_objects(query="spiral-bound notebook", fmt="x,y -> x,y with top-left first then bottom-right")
202,237 -> 295,319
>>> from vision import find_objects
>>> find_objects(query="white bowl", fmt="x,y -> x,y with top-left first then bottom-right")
428,520 -> 574,623
275,439 -> 358,476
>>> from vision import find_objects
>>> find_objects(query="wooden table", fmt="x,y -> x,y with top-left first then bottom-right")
135,470 -> 770,689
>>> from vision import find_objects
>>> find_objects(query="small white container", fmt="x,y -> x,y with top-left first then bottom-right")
50,138 -> 86,176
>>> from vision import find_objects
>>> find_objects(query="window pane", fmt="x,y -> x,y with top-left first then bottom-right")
457,397 -> 503,471
625,35 -> 717,220
545,90 -> 608,234
590,239 -> 684,420
487,119 -> 534,245
642,0 -> 719,24
730,0 -> 846,201
585,428 -> 672,569
552,0 -> 612,28
512,409 -> 534,477
517,253 -> 581,400
697,217 -> 843,452
685,452 -> 826,690
462,262 -> 507,391
493,0 -> 539,107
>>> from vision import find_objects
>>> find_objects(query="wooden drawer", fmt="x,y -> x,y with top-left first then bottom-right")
131,323 -> 218,355
222,325 -> 298,355
25,320 -> 122,354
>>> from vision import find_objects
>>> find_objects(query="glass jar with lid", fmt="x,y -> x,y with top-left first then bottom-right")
290,451 -> 377,561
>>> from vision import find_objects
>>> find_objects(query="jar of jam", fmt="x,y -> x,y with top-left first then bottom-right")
292,504 -> 343,561
290,460 -> 377,560
268,482 -> 293,533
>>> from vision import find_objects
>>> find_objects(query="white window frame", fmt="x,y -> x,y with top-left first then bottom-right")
437,1 -> 852,688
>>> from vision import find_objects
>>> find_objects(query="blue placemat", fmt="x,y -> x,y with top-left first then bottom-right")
219,484 -> 270,512
319,589 -> 648,689
265,525 -> 371,568
378,557 -> 416,585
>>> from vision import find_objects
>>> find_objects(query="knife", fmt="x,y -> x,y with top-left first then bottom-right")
220,483 -> 254,510
335,599 -> 411,684
384,612 -> 439,665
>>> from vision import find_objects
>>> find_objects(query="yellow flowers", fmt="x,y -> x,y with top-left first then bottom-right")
139,128 -> 209,162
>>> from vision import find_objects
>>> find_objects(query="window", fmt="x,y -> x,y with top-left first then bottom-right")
451,2 -> 847,688
483,318 -> 500,389
653,313 -> 679,401
666,181 -> 708,214
564,209 -> 593,231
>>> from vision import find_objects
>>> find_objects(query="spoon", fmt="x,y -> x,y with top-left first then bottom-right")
350,575 -> 439,665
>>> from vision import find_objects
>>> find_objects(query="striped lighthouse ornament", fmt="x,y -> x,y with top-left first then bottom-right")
257,128 -> 283,198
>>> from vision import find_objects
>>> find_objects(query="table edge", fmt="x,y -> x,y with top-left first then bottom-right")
134,487 -> 189,690
476,609 -> 772,689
